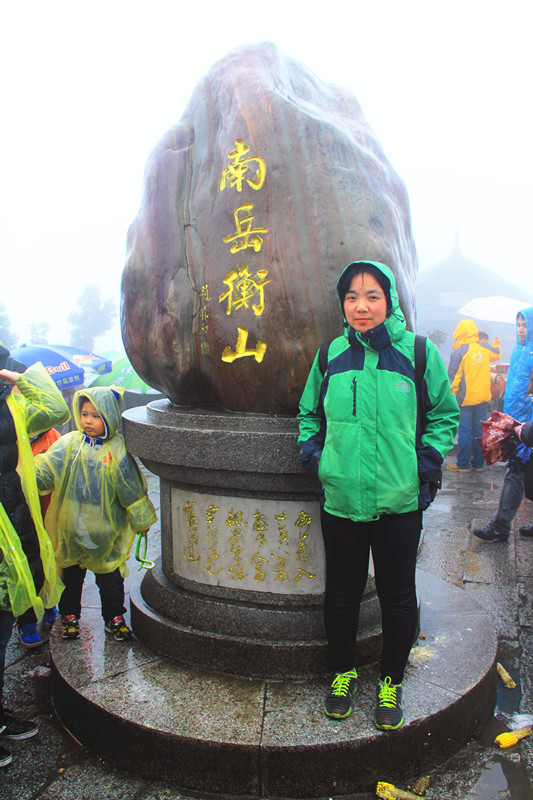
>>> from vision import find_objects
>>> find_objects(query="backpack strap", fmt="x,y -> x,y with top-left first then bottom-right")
414,334 -> 427,400
318,340 -> 331,376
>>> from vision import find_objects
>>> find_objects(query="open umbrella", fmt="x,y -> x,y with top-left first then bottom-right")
88,356 -> 159,394
10,345 -> 85,388
46,344 -> 112,375
458,296 -> 528,324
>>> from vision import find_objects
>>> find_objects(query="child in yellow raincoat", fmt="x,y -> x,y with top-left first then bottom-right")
0,350 -> 70,767
34,386 -> 157,642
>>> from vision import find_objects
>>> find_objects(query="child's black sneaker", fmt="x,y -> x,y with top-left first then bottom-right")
105,615 -> 133,642
374,676 -> 404,730
0,709 -> 38,740
60,615 -> 80,640
324,669 -> 358,719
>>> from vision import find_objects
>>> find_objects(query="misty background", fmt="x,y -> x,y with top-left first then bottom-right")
1,0 -> 531,357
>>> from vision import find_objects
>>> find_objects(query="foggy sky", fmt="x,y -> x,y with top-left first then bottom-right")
1,0 -> 531,351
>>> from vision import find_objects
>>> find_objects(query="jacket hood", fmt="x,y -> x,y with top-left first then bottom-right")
73,386 -> 124,439
335,261 -> 406,341
516,307 -> 533,347
452,319 -> 479,349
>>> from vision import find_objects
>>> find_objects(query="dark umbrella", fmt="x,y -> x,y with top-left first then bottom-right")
45,344 -> 112,375
10,345 -> 85,388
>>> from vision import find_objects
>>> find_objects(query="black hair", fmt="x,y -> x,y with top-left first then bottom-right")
478,331 -> 489,340
338,263 -> 392,315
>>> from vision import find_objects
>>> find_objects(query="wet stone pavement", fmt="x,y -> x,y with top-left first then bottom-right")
2,455 -> 533,800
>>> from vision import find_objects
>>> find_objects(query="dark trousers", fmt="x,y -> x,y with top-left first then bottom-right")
320,507 -> 422,684
0,611 -> 14,705
58,565 -> 126,622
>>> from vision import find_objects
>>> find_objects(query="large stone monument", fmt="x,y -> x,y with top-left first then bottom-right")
122,41 -> 418,679
61,41 -> 496,796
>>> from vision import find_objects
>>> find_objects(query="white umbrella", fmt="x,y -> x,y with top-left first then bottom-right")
458,296 -> 529,324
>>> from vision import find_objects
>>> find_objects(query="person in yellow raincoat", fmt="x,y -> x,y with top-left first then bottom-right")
0,347 -> 70,768
34,386 -> 157,643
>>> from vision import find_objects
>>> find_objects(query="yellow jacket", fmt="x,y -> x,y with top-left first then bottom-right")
448,319 -> 498,406
0,364 -> 70,616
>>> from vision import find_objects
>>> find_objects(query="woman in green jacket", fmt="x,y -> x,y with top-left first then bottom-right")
298,261 -> 459,729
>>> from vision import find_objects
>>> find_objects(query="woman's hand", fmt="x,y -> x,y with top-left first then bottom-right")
0,369 -> 20,384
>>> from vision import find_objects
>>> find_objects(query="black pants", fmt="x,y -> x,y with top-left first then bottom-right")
58,565 -> 126,622
321,507 -> 422,684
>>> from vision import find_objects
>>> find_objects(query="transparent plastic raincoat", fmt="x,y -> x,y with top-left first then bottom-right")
34,386 -> 157,576
0,363 -> 70,616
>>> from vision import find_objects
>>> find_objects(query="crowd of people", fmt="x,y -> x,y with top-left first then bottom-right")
0,345 -> 156,768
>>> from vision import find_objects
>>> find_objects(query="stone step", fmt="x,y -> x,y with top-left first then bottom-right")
50,570 -> 497,797
130,562 -> 383,679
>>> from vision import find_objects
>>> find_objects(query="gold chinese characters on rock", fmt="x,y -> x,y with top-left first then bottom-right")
171,490 -> 322,594
202,139 -> 270,364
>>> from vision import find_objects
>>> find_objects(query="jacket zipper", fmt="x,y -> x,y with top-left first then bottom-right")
352,375 -> 357,417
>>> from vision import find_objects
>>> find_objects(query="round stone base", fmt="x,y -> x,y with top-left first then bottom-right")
50,570 -> 497,798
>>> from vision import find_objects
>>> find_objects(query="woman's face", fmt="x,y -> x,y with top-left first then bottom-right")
343,272 -> 388,332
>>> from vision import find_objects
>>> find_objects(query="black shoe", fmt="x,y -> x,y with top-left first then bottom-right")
60,615 -> 80,640
105,615 -> 133,642
0,710 -> 38,740
0,743 -> 12,768
519,526 -> 533,537
473,524 -> 509,542
374,677 -> 404,730
324,669 -> 358,719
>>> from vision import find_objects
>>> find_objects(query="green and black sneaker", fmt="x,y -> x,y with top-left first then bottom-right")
324,669 -> 358,719
374,676 -> 404,730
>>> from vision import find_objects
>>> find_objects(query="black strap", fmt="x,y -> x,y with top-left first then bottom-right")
318,339 -> 331,376
414,334 -> 427,401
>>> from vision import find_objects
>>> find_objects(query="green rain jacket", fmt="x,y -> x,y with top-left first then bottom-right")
34,386 -> 157,576
0,363 -> 70,616
298,261 -> 460,521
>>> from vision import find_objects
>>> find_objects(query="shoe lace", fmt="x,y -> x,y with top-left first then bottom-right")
378,676 -> 399,707
330,669 -> 357,696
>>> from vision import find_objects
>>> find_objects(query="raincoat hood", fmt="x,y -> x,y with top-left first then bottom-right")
335,261 -> 406,343
504,306 -> 533,423
516,307 -> 533,347
452,319 -> 479,349
73,386 -> 124,440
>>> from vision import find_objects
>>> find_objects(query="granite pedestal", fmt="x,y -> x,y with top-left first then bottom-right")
50,570 -> 497,796
121,401 -> 382,679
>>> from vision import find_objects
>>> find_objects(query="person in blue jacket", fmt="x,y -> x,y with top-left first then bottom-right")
474,308 -> 533,541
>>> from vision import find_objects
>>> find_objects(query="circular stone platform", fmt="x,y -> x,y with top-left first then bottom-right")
50,570 -> 497,797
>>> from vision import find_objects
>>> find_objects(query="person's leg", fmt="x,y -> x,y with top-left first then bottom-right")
58,565 -> 87,618
371,509 -> 422,684
492,469 -> 525,535
456,406 -> 473,469
371,509 -> 422,731
0,611 -> 14,707
471,402 -> 488,469
320,509 -> 371,672
94,569 -> 127,623
320,509 -> 370,719
0,611 -> 38,753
